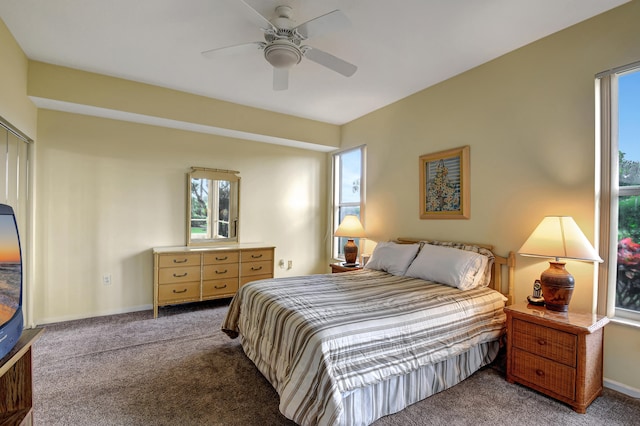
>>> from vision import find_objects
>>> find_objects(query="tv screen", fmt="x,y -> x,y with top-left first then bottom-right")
0,203 -> 23,360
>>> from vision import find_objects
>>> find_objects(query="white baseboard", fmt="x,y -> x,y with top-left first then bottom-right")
604,378 -> 640,398
32,304 -> 153,327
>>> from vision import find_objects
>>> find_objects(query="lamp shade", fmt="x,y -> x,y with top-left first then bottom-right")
334,215 -> 366,238
517,216 -> 602,262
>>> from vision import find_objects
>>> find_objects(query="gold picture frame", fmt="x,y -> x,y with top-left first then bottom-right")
419,145 -> 470,219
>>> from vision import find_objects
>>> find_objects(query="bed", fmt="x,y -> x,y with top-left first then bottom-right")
222,239 -> 515,426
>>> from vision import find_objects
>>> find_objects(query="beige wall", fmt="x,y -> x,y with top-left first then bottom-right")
28,61 -> 340,150
0,19 -> 37,138
33,109 -> 328,322
342,1 -> 640,393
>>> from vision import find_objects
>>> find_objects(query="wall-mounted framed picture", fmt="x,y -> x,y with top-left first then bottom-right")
419,145 -> 470,219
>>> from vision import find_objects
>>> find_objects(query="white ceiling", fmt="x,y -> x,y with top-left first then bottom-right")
0,0 -> 629,125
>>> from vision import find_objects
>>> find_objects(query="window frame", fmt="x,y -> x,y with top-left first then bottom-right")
331,145 -> 366,261
597,62 -> 640,326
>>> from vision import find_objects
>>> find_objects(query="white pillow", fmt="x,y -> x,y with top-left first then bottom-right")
364,242 -> 420,276
405,243 -> 488,290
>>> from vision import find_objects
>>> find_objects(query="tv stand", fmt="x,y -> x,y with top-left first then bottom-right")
0,328 -> 44,426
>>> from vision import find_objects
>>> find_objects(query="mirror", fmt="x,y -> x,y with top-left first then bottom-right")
187,167 -> 240,246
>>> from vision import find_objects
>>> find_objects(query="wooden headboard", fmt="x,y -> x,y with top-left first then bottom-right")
395,238 -> 516,305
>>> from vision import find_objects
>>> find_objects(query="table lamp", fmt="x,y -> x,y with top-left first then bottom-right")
517,216 -> 602,311
334,215 -> 366,265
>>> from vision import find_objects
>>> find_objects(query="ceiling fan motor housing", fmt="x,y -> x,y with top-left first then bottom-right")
262,6 -> 302,69
264,40 -> 302,68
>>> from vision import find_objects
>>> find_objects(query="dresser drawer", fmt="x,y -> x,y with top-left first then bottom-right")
203,264 -> 239,280
240,274 -> 272,286
512,318 -> 577,366
203,278 -> 239,298
203,251 -> 239,265
241,248 -> 273,262
158,253 -> 201,268
241,260 -> 273,277
158,266 -> 201,284
512,348 -> 576,400
158,281 -> 200,303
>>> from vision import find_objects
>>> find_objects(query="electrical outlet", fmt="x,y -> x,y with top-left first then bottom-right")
287,260 -> 293,270
103,274 -> 112,286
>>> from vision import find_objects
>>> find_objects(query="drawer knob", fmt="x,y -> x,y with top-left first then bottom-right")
173,272 -> 188,278
251,254 -> 263,258
173,259 -> 188,264
173,288 -> 188,294
537,338 -> 547,346
251,266 -> 263,271
535,369 -> 545,377
214,284 -> 228,289
216,256 -> 228,261
215,269 -> 228,274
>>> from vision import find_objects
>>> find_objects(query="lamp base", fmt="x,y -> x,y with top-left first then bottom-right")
344,239 -> 359,265
540,261 -> 575,312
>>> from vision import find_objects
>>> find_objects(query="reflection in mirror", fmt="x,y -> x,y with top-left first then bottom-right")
187,167 -> 240,245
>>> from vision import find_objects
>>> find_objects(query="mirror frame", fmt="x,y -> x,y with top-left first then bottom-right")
187,167 -> 240,246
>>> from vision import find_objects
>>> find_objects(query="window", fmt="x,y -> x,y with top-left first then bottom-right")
597,62 -> 640,324
332,146 -> 366,260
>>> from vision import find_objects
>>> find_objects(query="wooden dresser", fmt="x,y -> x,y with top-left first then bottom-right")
153,244 -> 274,318
505,303 -> 609,413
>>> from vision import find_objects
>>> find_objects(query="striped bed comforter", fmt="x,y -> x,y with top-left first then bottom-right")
221,269 -> 507,426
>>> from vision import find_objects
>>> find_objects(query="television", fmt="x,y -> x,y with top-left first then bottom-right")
0,203 -> 23,360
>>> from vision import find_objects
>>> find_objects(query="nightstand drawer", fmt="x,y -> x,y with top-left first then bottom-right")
512,348 -> 576,400
512,318 -> 577,366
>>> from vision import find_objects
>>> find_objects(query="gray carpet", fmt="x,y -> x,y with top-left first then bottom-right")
32,299 -> 640,425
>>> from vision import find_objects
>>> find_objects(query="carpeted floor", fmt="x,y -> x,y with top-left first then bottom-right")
32,299 -> 640,425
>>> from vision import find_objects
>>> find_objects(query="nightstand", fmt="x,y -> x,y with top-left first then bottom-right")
505,303 -> 609,413
330,263 -> 363,273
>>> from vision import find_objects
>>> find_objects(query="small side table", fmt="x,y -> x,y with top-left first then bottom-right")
330,263 -> 363,273
505,303 -> 609,413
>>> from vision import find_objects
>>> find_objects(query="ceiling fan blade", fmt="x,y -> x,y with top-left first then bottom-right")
304,47 -> 357,77
234,0 -> 276,32
273,68 -> 289,91
201,41 -> 265,59
295,10 -> 350,39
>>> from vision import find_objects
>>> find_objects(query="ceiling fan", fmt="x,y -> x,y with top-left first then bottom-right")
202,1 -> 357,91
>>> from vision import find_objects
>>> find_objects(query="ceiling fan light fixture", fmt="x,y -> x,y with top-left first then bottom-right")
264,41 -> 302,68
